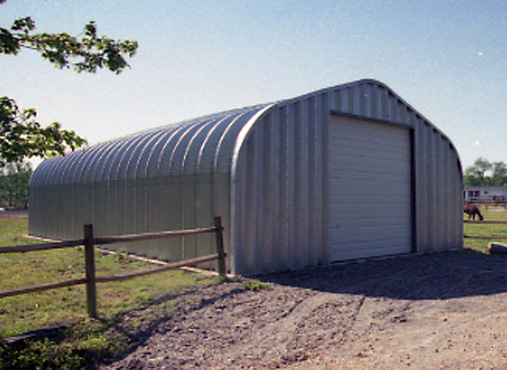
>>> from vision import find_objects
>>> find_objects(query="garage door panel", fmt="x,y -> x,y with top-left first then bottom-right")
330,224 -> 411,241
329,159 -> 410,175
330,140 -> 409,158
329,121 -> 409,142
330,179 -> 409,196
330,239 -> 411,261
330,141 -> 410,158
331,216 -> 412,229
331,171 -> 409,184
329,116 -> 412,261
330,195 -> 412,208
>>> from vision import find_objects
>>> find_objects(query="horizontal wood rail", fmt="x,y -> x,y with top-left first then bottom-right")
0,239 -> 85,254
464,220 -> 507,224
464,235 -> 507,240
464,219 -> 507,240
95,254 -> 220,283
0,278 -> 87,299
0,217 -> 227,319
93,227 -> 218,245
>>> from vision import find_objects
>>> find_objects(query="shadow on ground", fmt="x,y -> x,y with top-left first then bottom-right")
260,250 -> 507,301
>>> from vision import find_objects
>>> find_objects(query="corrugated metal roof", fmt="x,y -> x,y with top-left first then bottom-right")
30,104 -> 271,186
31,79 -> 461,187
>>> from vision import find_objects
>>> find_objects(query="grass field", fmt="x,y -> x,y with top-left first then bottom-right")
0,217 -> 221,369
463,205 -> 507,253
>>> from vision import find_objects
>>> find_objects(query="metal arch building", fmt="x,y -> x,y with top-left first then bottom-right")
29,79 -> 463,275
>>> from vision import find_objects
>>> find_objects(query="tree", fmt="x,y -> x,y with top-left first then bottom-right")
0,3 -> 138,166
0,161 -> 32,209
491,161 -> 507,186
464,157 -> 507,186
0,97 -> 87,167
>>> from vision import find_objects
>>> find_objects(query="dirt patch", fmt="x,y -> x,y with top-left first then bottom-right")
100,251 -> 507,369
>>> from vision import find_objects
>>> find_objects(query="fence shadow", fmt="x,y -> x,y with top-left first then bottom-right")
260,251 -> 507,301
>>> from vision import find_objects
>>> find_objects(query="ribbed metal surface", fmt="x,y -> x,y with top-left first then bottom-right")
29,79 -> 463,275
230,79 -> 463,274
29,105 -> 270,266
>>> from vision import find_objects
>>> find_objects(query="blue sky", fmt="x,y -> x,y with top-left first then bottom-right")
1,0 -> 505,170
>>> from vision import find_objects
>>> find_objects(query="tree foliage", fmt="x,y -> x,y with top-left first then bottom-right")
0,3 -> 138,166
0,97 -> 86,167
0,161 -> 32,209
464,157 -> 507,186
0,16 -> 137,74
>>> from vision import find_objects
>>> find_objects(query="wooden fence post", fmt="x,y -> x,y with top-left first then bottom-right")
84,224 -> 98,319
214,217 -> 226,277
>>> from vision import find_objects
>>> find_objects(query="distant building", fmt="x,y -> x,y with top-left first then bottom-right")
464,186 -> 507,202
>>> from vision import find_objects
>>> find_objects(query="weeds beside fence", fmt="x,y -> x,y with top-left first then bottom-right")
0,216 -> 226,319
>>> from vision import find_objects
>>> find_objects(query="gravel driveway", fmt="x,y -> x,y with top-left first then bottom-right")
101,251 -> 507,369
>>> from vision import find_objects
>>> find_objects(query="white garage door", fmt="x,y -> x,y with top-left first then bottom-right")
329,116 -> 412,261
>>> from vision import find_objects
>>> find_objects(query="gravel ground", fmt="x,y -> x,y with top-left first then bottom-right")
100,251 -> 507,369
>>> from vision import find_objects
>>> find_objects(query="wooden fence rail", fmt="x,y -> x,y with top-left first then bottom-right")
0,216 -> 227,319
464,219 -> 507,240
464,220 -> 507,224
464,235 -> 507,240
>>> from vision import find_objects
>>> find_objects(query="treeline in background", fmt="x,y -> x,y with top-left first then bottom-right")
464,157 -> 507,187
0,161 -> 32,210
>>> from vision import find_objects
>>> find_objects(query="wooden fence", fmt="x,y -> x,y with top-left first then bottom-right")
0,217 -> 226,318
464,219 -> 507,240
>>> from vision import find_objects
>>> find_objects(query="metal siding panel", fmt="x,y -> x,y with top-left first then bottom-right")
299,99 -> 310,268
231,150 -> 244,274
287,103 -> 296,270
429,127 -> 438,250
355,84 -> 364,116
215,173 -> 231,270
277,106 -> 289,271
424,123 -> 434,251
93,181 -> 108,238
268,112 -> 280,270
292,102 -> 303,269
181,175 -> 197,259
134,177 -> 147,254
443,144 -> 453,250
435,135 -> 445,249
369,83 -> 380,119
307,97 -> 317,266
320,95 -> 331,264
183,120 -> 218,175
215,110 -> 261,174
241,135 -> 258,274
144,177 -> 160,258
258,117 -> 272,272
168,123 -> 204,177
161,176 -> 183,261
416,121 -> 427,251
334,89 -> 343,112
195,173 -> 214,266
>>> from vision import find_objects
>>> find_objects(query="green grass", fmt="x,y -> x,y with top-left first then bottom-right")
0,218 -> 221,369
463,205 -> 507,253
243,279 -> 271,291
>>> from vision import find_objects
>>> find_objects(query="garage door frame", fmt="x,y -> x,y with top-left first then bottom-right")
329,110 -> 417,260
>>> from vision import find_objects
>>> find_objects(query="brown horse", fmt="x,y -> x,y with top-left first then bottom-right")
464,204 -> 483,221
